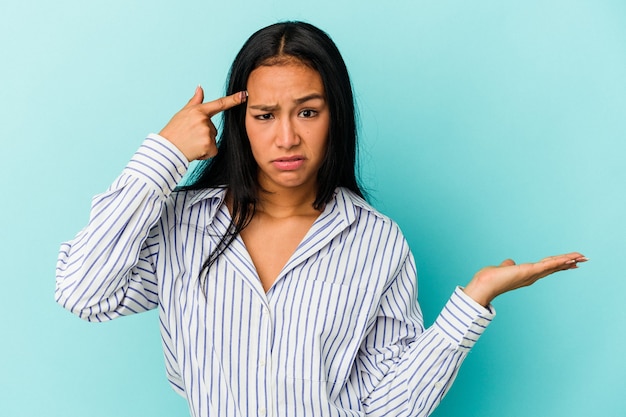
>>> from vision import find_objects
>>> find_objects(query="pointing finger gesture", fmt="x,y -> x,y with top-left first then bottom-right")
159,86 -> 247,161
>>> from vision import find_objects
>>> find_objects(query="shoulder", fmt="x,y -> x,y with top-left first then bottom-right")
333,188 -> 415,286
335,187 -> 409,249
160,186 -> 227,225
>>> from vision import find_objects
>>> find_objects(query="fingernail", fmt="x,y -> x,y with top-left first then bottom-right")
241,90 -> 248,102
576,257 -> 589,262
565,259 -> 576,265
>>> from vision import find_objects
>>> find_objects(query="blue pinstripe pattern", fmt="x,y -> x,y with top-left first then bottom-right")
56,134 -> 495,417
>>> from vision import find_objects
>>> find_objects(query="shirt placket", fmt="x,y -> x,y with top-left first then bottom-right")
257,300 -> 275,417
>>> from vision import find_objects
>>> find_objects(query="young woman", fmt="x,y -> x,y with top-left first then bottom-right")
56,21 -> 586,417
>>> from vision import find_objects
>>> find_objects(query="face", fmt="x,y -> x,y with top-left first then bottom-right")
245,62 -> 329,196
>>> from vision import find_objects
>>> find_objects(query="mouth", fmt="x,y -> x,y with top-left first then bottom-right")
272,156 -> 305,170
274,156 -> 304,162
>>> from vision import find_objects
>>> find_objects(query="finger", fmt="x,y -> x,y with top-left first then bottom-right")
566,256 -> 589,266
539,252 -> 586,265
199,91 -> 248,116
536,254 -> 586,275
560,253 -> 587,267
500,259 -> 516,267
197,151 -> 216,161
185,85 -> 205,108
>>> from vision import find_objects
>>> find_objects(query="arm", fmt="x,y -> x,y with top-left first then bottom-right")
351,253 -> 494,417
352,251 -> 586,416
55,135 -> 189,321
55,87 -> 248,321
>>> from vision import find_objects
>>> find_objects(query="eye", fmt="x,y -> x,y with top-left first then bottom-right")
254,113 -> 274,120
299,109 -> 318,118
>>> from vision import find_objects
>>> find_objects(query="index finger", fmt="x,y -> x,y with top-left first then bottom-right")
200,91 -> 248,116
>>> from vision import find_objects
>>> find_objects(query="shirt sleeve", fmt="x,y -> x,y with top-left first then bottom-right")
351,252 -> 495,417
55,134 -> 189,321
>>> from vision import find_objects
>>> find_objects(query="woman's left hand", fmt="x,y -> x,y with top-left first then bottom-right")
463,252 -> 588,307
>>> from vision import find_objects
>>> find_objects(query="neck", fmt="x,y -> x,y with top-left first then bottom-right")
256,185 -> 320,219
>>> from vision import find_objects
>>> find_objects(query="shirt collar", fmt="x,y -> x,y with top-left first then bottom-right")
325,187 -> 386,229
181,186 -> 378,227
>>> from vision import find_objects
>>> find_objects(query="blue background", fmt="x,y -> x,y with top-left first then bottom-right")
1,0 -> 624,415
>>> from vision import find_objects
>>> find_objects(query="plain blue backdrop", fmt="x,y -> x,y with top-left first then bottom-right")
1,0 -> 624,416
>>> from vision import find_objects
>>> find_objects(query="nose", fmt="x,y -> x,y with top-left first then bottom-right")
275,117 -> 300,149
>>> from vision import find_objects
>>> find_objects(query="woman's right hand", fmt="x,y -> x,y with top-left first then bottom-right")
159,86 -> 247,161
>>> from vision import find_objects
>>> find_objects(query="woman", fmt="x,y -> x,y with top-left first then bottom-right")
56,21 -> 586,416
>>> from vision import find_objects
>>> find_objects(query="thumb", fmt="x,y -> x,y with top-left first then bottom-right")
185,85 -> 204,107
500,259 -> 516,267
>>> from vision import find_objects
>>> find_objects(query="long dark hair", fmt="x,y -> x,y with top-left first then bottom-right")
182,21 -> 365,275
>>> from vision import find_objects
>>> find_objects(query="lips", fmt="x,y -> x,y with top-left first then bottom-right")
272,156 -> 305,171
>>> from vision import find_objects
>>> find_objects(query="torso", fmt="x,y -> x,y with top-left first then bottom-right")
239,210 -> 320,292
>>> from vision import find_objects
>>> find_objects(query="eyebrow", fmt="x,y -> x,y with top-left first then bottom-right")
248,93 -> 325,111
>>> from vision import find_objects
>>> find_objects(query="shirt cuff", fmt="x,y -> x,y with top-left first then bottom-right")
123,134 -> 190,197
433,286 -> 496,352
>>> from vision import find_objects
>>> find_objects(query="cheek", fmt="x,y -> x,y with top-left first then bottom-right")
315,117 -> 330,152
244,122 -> 270,163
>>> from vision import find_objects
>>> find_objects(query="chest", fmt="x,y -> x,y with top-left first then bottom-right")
166,230 -> 383,384
239,213 -> 318,292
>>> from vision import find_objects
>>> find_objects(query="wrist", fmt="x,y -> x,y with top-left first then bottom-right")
462,277 -> 495,307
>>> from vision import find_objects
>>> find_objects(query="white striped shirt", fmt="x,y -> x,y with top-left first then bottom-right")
56,134 -> 495,417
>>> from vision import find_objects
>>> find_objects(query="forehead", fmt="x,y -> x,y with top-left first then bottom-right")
246,63 -> 325,97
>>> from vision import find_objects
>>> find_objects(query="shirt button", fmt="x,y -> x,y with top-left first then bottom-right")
176,165 -> 185,175
259,407 -> 267,415
477,318 -> 488,326
259,359 -> 266,367
435,382 -> 443,389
